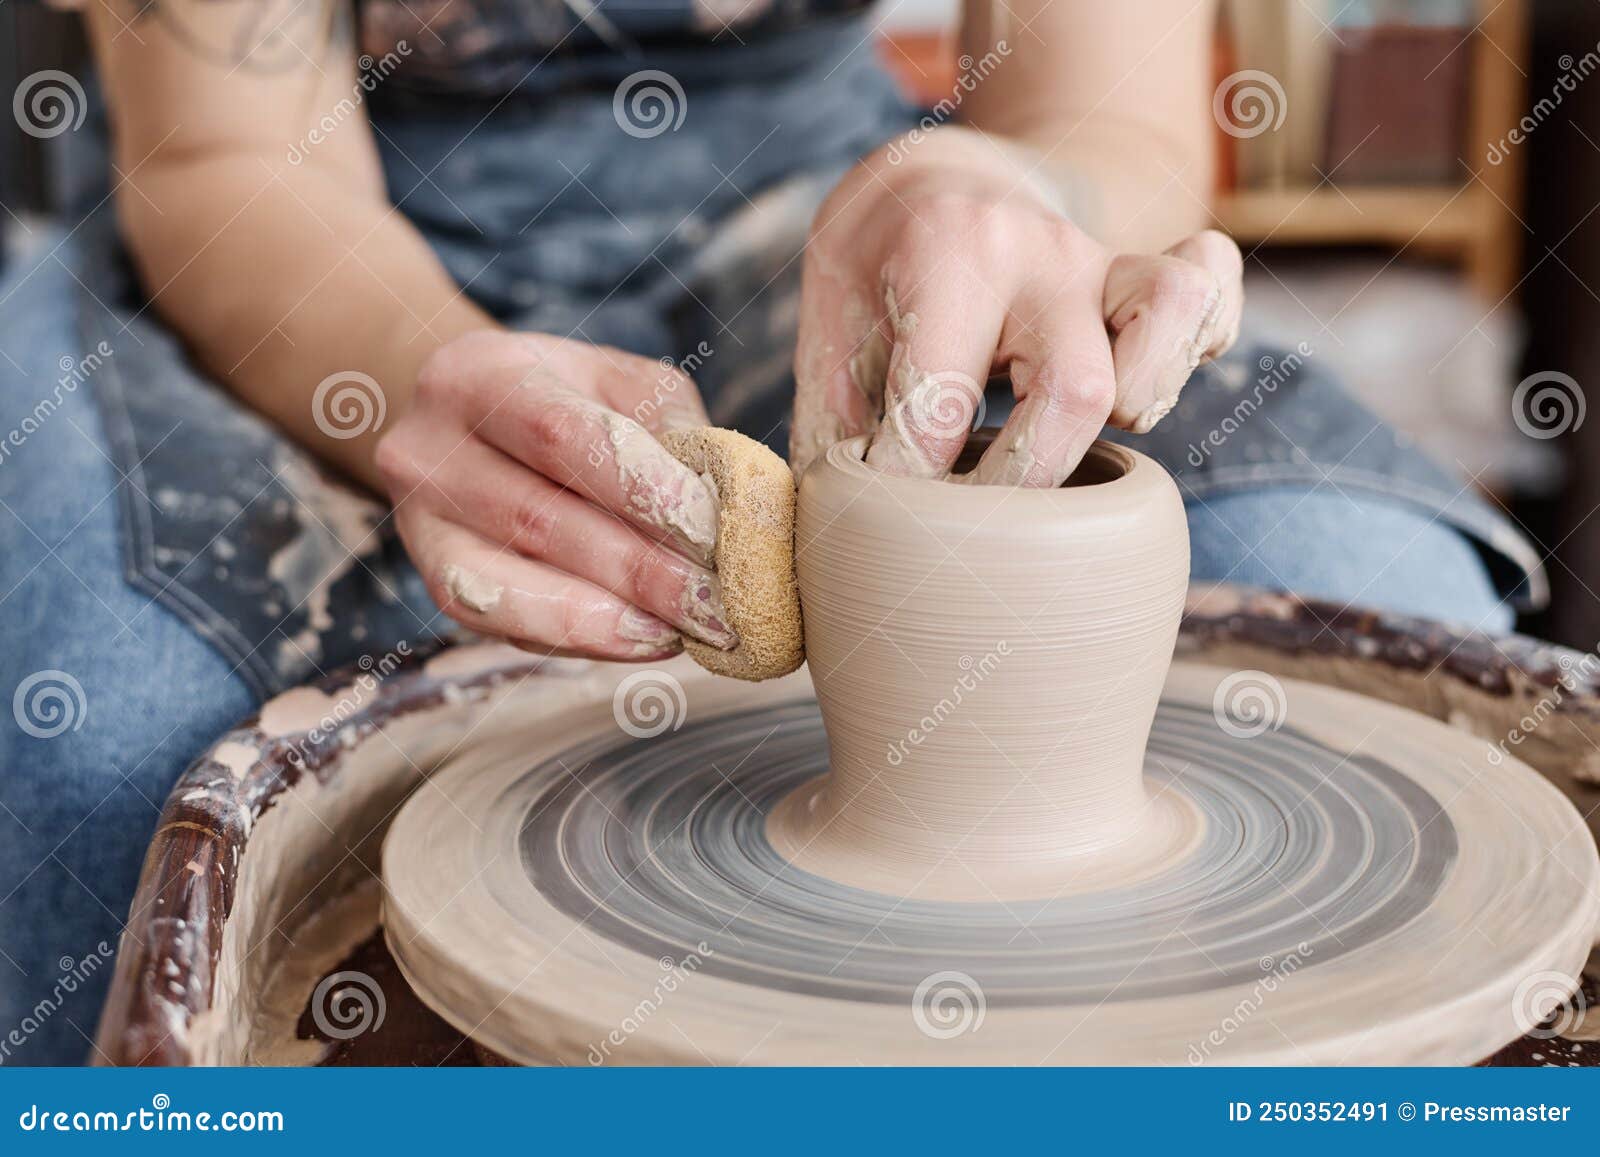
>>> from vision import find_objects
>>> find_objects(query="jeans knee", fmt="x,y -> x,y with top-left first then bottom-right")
1187,488 -> 1514,633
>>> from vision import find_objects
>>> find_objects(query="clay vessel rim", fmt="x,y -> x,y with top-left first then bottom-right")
820,434 -> 1152,507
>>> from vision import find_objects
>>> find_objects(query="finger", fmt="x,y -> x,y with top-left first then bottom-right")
475,385 -> 720,567
790,259 -> 886,478
966,308 -> 1115,487
414,438 -> 736,649
1102,252 -> 1224,433
864,273 -> 1005,477
1166,229 -> 1244,358
409,512 -> 684,661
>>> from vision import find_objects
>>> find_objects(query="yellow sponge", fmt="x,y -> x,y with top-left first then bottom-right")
662,427 -> 803,681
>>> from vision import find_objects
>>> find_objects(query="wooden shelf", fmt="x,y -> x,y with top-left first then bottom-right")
877,0 -> 1528,300
1216,184 -> 1485,249
1214,0 -> 1527,301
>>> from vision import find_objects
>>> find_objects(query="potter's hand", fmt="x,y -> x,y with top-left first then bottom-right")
790,129 -> 1243,485
376,331 -> 736,660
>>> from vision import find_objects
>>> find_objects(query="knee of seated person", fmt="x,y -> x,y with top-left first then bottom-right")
1185,488 -> 1514,634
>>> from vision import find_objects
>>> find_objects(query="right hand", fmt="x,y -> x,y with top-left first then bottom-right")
376,330 -> 737,661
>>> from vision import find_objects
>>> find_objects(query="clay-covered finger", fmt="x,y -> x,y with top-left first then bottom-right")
411,514 -> 684,660
1166,229 -> 1244,359
965,313 -> 1116,487
1101,251 -> 1223,434
410,438 -> 736,649
863,276 -> 1003,478
477,386 -> 720,567
790,257 -> 884,479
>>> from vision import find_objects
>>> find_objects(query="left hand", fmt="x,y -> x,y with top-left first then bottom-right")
790,128 -> 1243,485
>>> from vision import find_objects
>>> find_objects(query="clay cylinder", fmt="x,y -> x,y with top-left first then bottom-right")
770,435 -> 1192,899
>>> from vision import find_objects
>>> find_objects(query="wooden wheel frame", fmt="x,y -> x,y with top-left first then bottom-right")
95,584 -> 1600,1066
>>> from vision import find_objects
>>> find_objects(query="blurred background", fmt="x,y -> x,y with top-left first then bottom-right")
2,0 -> 1596,646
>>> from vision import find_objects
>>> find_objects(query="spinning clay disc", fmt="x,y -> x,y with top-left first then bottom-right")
382,662 -> 1600,1066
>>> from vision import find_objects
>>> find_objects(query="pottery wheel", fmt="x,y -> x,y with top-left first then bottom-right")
382,661 -> 1600,1065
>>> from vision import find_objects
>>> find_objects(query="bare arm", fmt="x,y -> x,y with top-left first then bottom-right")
85,0 -> 738,662
84,0 -> 492,491
957,0 -> 1217,252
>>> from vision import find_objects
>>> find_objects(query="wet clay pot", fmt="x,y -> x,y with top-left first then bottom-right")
768,435 -> 1194,900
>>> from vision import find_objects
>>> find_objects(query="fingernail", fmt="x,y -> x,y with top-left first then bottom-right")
681,572 -> 739,649
668,473 -> 720,564
613,433 -> 719,566
1129,394 -> 1178,435
618,605 -> 681,649
625,637 -> 684,659
1186,281 -> 1225,366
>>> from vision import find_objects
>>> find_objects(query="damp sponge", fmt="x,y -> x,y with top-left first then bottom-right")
661,427 -> 804,681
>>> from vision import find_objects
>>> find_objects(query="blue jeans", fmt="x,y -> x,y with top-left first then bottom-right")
0,230 -> 1513,1063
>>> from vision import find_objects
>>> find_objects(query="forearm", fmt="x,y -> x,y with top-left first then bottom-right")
122,153 -> 493,491
998,121 -> 1213,253
955,0 -> 1216,252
